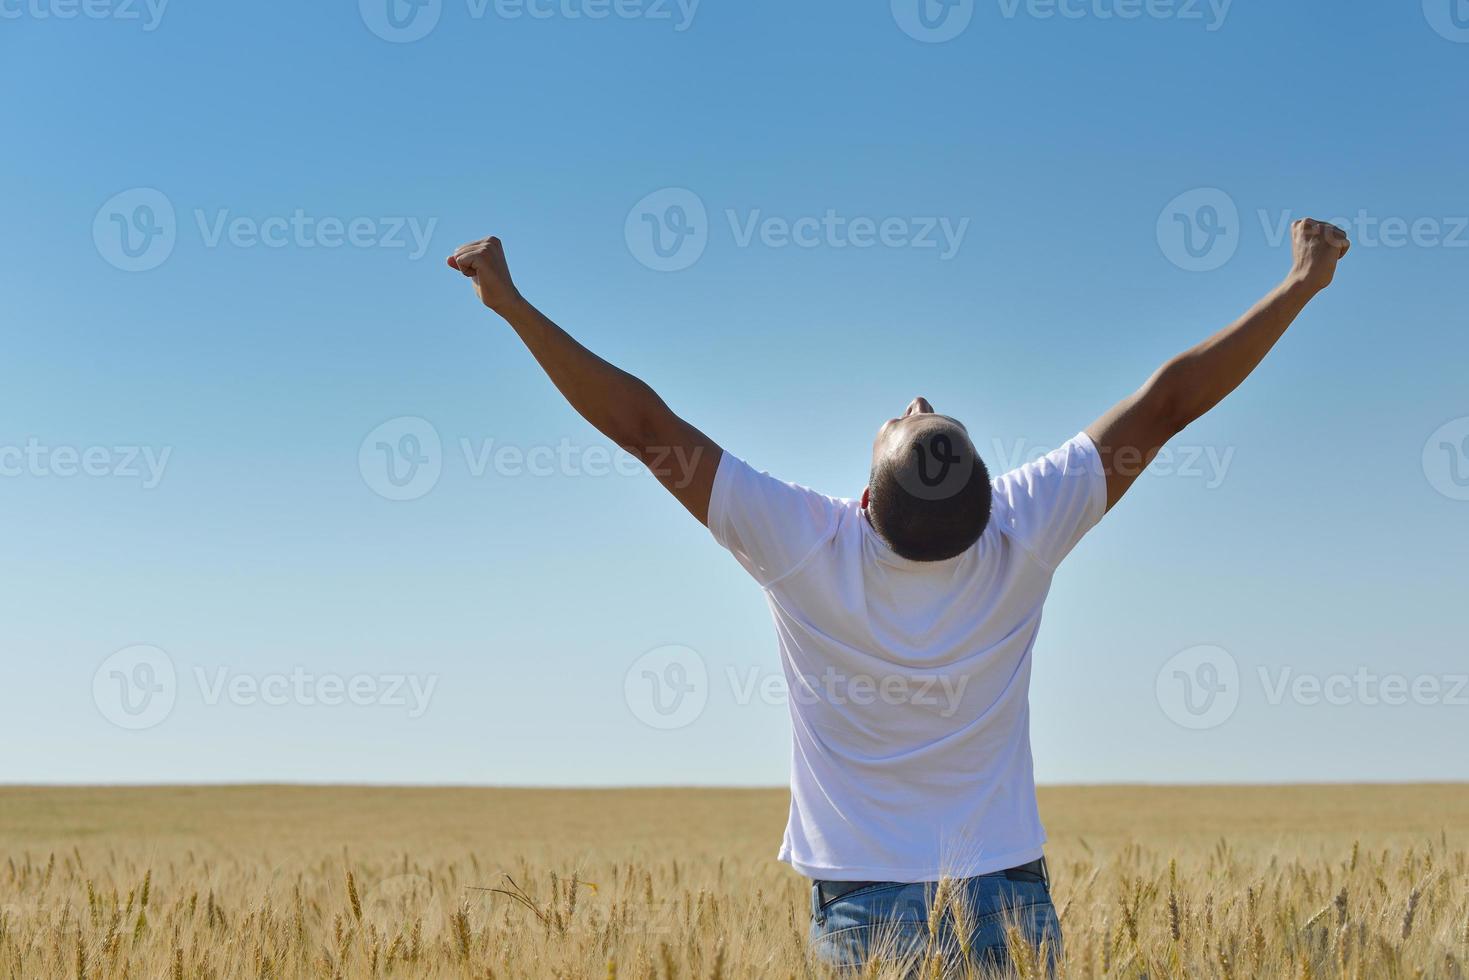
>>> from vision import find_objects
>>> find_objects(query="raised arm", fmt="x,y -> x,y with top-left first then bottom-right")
448,236 -> 721,525
1086,217 -> 1351,511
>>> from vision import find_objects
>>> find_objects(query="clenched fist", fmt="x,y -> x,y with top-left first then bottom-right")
1290,218 -> 1351,293
447,236 -> 522,314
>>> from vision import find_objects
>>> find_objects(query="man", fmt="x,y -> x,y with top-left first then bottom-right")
447,217 -> 1350,973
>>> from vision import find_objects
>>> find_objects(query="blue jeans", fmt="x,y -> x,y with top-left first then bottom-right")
809,867 -> 1062,976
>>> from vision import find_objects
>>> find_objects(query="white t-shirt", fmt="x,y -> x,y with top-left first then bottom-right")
708,433 -> 1106,882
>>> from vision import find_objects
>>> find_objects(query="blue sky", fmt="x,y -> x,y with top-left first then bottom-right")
2,0 -> 1466,785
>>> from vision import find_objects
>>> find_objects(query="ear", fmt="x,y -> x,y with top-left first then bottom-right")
860,486 -> 870,509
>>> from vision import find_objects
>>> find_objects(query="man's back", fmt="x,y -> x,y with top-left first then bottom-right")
709,434 -> 1105,881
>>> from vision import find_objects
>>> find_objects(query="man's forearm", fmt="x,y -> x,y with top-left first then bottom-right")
495,295 -> 665,448
1153,274 -> 1320,431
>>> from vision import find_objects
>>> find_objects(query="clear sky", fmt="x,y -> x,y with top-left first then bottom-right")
2,0 -> 1466,786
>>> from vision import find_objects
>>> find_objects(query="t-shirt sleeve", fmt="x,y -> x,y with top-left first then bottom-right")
707,451 -> 840,588
991,432 -> 1107,570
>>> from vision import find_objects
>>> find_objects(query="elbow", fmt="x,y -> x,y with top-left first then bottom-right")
608,384 -> 666,453
606,415 -> 654,455
1156,393 -> 1193,438
1148,359 -> 1197,435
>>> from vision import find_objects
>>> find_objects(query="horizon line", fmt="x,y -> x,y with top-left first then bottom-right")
4,779 -> 1467,791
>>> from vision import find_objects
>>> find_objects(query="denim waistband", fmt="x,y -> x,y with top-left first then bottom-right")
813,857 -> 1048,909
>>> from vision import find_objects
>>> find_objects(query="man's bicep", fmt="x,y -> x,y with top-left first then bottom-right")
1085,381 -> 1183,512
629,411 -> 722,527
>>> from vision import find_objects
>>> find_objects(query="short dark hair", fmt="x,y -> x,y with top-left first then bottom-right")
868,421 -> 992,562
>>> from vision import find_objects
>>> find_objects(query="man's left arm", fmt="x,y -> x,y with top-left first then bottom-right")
1086,217 -> 1351,511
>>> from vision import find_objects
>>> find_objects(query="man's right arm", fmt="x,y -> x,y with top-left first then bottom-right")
1085,217 -> 1351,511
448,236 -> 721,525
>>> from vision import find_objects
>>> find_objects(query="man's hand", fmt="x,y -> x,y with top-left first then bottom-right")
448,236 -> 523,314
1288,218 -> 1351,293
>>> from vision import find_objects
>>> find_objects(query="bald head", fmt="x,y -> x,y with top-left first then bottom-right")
866,411 -> 992,562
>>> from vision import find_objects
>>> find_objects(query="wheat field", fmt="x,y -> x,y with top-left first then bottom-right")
2,785 -> 1467,979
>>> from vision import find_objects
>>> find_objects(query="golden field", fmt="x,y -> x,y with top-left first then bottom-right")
2,784 -> 1467,979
